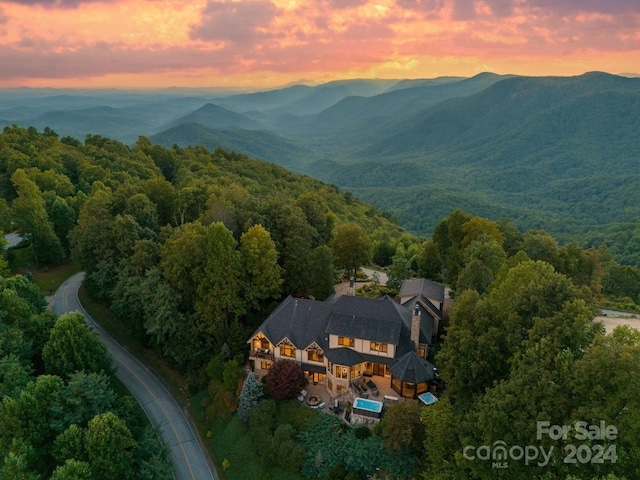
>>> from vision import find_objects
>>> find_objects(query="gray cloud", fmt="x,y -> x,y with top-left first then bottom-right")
190,0 -> 280,45
527,0 -> 640,15
395,0 -> 444,14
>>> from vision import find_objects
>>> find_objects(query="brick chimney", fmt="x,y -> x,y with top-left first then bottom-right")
411,304 -> 421,351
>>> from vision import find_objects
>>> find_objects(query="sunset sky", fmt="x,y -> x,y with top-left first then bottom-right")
1,0 -> 639,89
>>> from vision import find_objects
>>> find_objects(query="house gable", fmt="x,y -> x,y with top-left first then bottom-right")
398,278 -> 445,308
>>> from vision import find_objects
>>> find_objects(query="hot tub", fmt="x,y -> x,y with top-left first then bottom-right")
353,397 -> 383,419
418,392 -> 438,406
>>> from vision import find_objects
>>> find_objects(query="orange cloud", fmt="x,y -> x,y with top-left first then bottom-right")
0,0 -> 638,87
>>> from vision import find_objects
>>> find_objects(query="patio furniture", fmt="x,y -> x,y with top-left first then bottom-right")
366,379 -> 379,396
351,382 -> 368,398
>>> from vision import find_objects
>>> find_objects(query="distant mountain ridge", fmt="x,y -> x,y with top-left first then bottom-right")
4,71 -> 640,266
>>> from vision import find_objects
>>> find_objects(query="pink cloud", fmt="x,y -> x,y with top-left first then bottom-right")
0,0 -> 639,87
527,0 -> 640,15
2,0 -> 105,8
190,0 -> 280,45
325,0 -> 369,8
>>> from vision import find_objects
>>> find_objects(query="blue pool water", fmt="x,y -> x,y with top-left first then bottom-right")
418,392 -> 438,405
353,397 -> 383,413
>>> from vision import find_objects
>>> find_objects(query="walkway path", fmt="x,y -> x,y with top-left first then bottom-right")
49,272 -> 218,480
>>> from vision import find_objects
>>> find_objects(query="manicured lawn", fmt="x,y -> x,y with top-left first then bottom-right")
8,246 -> 79,294
31,262 -> 80,294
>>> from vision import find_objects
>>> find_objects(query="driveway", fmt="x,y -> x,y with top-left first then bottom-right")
594,309 -> 640,334
361,267 -> 388,285
50,272 -> 218,480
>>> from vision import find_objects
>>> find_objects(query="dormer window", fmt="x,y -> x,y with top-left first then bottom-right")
280,345 -> 296,357
252,333 -> 270,351
307,349 -> 324,362
370,342 -> 388,353
278,338 -> 296,358
338,336 -> 354,347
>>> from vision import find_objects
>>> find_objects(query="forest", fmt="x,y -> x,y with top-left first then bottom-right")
0,273 -> 171,479
2,125 -> 640,479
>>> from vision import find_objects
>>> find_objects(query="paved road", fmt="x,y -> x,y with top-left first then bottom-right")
4,232 -> 23,248
50,272 -> 218,480
361,267 -> 388,285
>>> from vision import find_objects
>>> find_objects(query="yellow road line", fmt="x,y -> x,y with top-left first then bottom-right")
63,276 -> 197,479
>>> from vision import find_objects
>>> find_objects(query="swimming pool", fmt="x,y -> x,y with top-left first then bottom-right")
353,397 -> 383,418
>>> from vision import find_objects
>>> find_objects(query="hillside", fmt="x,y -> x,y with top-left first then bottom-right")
3,73 -> 640,265
299,73 -> 640,265
150,123 -> 315,170
164,103 -> 260,130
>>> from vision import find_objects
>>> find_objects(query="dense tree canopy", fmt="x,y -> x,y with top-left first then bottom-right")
0,273 -> 171,479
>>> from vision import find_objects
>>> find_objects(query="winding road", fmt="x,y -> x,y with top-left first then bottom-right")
49,272 -> 218,480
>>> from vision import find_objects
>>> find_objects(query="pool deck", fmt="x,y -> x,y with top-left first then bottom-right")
300,375 -> 412,422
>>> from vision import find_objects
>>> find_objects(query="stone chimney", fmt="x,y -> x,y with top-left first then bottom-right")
411,304 -> 421,351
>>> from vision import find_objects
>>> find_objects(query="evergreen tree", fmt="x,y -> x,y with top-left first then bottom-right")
237,372 -> 264,424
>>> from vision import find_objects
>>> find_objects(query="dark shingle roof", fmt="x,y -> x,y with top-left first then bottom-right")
251,293 -> 430,360
250,296 -> 331,350
324,347 -> 364,366
390,352 -> 436,384
399,278 -> 445,303
325,295 -> 408,344
402,297 -> 435,345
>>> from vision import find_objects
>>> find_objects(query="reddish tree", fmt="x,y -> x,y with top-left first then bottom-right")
266,360 -> 308,400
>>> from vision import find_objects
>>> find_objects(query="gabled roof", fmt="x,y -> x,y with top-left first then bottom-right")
249,296 -> 331,350
402,296 -> 436,345
390,351 -> 436,384
324,347 -> 364,366
325,295 -> 408,344
399,278 -> 445,303
250,293 -> 435,361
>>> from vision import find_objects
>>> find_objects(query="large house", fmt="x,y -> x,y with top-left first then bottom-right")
247,278 -> 445,399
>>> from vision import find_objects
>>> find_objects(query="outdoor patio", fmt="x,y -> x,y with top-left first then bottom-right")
299,375 -> 410,423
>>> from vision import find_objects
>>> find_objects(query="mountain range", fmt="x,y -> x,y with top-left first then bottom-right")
3,72 -> 640,265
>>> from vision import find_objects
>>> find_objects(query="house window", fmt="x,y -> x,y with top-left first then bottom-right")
280,345 -> 296,357
338,336 -> 354,347
335,365 -> 348,379
307,349 -> 324,363
350,363 -> 362,379
417,347 -> 426,358
252,334 -> 270,352
370,342 -> 388,353
261,361 -> 271,370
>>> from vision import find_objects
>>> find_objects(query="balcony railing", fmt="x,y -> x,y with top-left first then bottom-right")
251,348 -> 274,361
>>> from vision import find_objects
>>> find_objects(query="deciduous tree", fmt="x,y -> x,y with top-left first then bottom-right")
85,412 -> 136,480
240,224 -> 282,311
42,312 -> 112,379
265,360 -> 307,400
332,223 -> 371,280
11,169 -> 63,264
